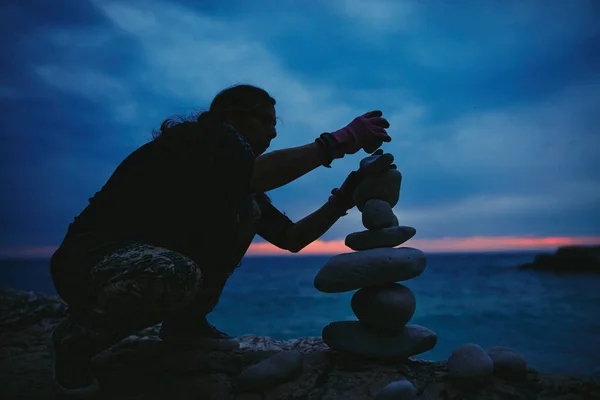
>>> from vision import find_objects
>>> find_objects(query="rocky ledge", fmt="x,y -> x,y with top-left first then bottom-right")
519,245 -> 600,273
1,289 -> 598,400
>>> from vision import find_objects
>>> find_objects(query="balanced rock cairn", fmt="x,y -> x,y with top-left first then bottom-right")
314,153 -> 437,360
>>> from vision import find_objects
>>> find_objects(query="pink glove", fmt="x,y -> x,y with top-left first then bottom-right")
330,110 -> 391,158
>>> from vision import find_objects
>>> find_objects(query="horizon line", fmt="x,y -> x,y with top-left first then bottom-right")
1,235 -> 599,259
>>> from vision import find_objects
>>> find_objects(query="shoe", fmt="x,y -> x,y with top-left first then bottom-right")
47,317 -> 100,398
158,316 -> 239,350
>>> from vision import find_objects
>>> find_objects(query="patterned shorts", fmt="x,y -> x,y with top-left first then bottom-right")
70,242 -> 205,336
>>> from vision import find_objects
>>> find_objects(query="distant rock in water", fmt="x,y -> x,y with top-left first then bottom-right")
519,245 -> 600,273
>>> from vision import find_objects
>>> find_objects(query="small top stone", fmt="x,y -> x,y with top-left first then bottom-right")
360,151 -> 395,170
362,199 -> 399,230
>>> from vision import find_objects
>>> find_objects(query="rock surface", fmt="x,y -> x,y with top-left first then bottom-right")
322,322 -> 437,360
448,343 -> 494,382
1,288 -> 599,400
314,247 -> 426,293
519,245 -> 600,273
345,226 -> 417,251
351,284 -> 416,330
236,349 -> 303,391
362,199 -> 399,230
354,169 -> 402,211
373,379 -> 417,400
487,346 -> 527,379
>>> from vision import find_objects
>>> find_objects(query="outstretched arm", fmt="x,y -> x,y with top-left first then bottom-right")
257,150 -> 396,253
251,110 -> 392,193
251,142 -> 328,193
256,194 -> 346,254
283,201 -> 346,253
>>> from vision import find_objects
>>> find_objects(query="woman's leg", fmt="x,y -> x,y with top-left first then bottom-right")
83,242 -> 202,343
49,242 -> 202,395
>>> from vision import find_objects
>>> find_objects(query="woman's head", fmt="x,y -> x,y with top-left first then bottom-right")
153,84 -> 277,156
208,84 -> 277,155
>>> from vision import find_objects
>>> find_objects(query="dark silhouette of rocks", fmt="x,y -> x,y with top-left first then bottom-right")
1,288 -> 599,399
520,245 -> 600,273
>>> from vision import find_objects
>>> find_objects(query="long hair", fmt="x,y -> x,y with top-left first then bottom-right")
152,84 -> 276,144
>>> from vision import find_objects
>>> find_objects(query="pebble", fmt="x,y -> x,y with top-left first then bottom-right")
236,350 -> 303,392
351,284 -> 416,330
345,226 -> 417,251
362,199 -> 399,230
322,321 -> 437,359
314,247 -> 426,293
448,343 -> 494,382
487,346 -> 528,379
373,379 -> 418,400
354,169 -> 402,211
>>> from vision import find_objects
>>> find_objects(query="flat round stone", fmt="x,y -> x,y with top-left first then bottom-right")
345,226 -> 416,251
448,343 -> 494,382
314,247 -> 426,293
354,169 -> 402,211
362,199 -> 398,230
322,321 -> 437,359
351,284 -> 416,330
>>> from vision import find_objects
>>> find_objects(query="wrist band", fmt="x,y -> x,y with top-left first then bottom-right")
315,132 -> 335,168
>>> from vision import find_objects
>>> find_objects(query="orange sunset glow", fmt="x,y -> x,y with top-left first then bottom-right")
1,236 -> 599,259
246,235 -> 600,255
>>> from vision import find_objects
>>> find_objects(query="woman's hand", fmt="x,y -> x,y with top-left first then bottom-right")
328,149 -> 396,213
329,111 -> 391,158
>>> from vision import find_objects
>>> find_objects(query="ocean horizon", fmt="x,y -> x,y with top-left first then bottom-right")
1,250 -> 599,377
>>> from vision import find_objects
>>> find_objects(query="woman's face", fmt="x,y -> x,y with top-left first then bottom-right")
230,104 -> 277,156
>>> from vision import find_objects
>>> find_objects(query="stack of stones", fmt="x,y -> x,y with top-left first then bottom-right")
314,153 -> 437,360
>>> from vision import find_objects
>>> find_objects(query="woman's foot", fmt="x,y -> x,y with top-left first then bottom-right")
48,316 -> 100,398
158,316 -> 239,350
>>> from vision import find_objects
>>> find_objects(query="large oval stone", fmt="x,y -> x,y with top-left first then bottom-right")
351,284 -> 415,330
362,199 -> 398,230
345,226 -> 416,251
314,247 -> 426,293
322,321 -> 437,359
354,169 -> 402,211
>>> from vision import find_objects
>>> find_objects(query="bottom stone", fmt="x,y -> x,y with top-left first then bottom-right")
322,321 -> 437,360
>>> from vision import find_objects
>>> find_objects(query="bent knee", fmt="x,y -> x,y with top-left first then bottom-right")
155,250 -> 202,300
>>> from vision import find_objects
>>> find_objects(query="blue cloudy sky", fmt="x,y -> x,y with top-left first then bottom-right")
1,0 -> 599,256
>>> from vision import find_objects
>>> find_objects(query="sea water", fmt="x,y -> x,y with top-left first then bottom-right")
1,251 -> 598,376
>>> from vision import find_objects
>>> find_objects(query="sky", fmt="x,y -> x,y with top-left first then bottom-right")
1,0 -> 599,257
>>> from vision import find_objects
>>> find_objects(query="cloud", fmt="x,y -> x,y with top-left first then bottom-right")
395,80 -> 600,180
34,65 -> 139,124
399,181 -> 600,227
332,0 -> 418,33
93,0 -> 360,147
